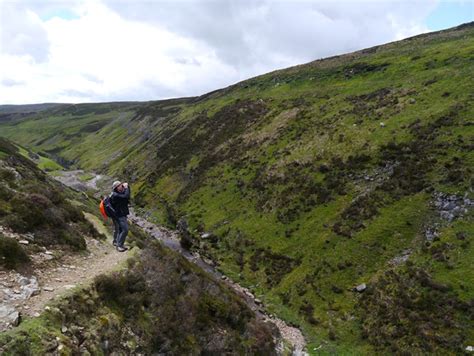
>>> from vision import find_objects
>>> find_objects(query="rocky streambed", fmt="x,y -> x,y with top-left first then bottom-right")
129,212 -> 307,355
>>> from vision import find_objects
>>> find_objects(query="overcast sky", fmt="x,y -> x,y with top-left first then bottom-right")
0,0 -> 472,104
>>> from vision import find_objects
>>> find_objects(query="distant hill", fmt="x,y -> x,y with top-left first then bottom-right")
1,22 -> 473,354
0,103 -> 67,114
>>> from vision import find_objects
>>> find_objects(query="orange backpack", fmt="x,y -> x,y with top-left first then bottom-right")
99,195 -> 117,220
99,199 -> 108,220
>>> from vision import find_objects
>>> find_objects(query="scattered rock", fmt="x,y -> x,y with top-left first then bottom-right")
42,254 -> 54,261
61,325 -> 68,333
355,283 -> 367,292
425,227 -> 440,242
433,192 -> 472,223
389,249 -> 412,265
202,257 -> 216,267
21,276 -> 39,299
379,122 -> 386,127
466,346 -> 474,352
43,286 -> 54,292
0,305 -> 20,328
18,240 -> 29,245
424,192 -> 473,243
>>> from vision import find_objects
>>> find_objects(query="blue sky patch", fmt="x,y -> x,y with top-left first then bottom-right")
40,8 -> 80,21
427,0 -> 474,31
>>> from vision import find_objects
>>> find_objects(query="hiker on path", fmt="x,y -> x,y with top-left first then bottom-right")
110,180 -> 131,252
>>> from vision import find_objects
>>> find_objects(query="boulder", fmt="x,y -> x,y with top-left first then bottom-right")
20,276 -> 40,299
0,305 -> 20,328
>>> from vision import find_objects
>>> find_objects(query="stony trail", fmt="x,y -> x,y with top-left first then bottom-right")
0,224 -> 132,331
21,238 -> 131,317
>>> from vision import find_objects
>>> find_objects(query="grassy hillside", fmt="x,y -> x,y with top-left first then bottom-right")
1,23 -> 473,354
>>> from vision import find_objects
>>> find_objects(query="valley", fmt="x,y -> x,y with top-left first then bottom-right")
1,22 -> 473,354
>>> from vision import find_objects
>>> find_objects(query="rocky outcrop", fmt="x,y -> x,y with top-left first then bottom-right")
0,273 -> 39,331
425,192 -> 473,242
433,192 -> 472,223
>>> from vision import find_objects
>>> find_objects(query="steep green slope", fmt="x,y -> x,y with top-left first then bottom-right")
1,23 -> 473,354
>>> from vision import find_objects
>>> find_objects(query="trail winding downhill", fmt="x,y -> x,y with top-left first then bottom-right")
54,170 -> 308,355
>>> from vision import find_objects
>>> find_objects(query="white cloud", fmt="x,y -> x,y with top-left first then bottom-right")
0,0 -> 439,104
0,3 -> 49,62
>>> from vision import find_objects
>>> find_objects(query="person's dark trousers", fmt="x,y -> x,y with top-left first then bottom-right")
112,216 -> 129,247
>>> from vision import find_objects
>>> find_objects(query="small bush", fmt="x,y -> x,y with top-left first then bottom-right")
359,267 -> 470,354
60,202 -> 83,222
95,273 -> 127,303
0,184 -> 14,202
9,193 -> 48,232
0,167 -> 17,184
0,235 -> 29,269
177,218 -> 193,250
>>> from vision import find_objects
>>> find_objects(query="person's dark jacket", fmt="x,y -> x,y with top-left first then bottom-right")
110,186 -> 131,217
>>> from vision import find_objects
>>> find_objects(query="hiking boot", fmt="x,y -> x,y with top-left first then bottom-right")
116,246 -> 128,252
113,241 -> 117,247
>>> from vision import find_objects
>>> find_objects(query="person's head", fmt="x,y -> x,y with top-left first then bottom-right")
112,180 -> 124,192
